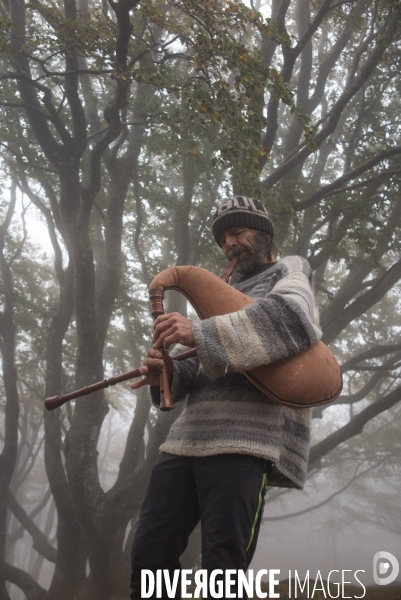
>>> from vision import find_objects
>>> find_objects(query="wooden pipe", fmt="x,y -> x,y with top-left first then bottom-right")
149,287 -> 174,411
44,348 -> 197,411
44,258 -> 237,412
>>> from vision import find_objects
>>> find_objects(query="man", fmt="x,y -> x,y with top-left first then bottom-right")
129,196 -> 322,599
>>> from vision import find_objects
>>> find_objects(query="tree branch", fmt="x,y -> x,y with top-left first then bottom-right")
322,258 -> 401,344
295,146 -> 401,210
264,457 -> 387,521
262,5 -> 401,188
18,176 -> 65,284
8,488 -> 52,548
7,492 -> 57,563
341,344 -> 401,372
309,386 -> 401,468
3,562 -> 47,600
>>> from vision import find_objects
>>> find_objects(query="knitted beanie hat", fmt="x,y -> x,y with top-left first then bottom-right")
212,196 -> 274,246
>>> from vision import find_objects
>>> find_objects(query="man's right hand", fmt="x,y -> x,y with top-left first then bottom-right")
129,348 -> 174,389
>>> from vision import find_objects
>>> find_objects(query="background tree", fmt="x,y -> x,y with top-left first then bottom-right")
0,0 -> 400,598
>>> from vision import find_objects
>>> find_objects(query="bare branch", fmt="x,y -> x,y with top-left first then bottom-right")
341,344 -> 401,372
7,204 -> 27,268
7,492 -> 56,563
3,562 -> 47,600
309,386 -> 401,468
18,176 -> 65,284
295,146 -> 401,210
264,457 -> 388,521
263,6 -> 401,188
8,488 -> 52,548
323,258 -> 401,344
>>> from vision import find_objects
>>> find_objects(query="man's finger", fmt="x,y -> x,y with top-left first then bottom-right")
153,314 -> 173,326
143,358 -> 164,369
153,331 -> 178,350
129,378 -> 148,389
130,365 -> 148,378
153,315 -> 175,338
153,318 -> 175,341
153,325 -> 177,348
152,337 -> 164,350
163,334 -> 178,350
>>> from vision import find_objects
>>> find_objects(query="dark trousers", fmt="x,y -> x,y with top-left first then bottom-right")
131,452 -> 269,599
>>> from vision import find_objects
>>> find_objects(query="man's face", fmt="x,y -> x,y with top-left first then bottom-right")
218,227 -> 271,277
219,227 -> 256,257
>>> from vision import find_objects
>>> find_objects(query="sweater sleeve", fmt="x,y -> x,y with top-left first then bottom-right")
149,344 -> 199,407
192,257 -> 322,381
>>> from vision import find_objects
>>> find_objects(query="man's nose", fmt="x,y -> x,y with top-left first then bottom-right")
225,235 -> 238,248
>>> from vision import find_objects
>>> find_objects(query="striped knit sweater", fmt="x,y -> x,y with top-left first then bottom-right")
151,255 -> 322,489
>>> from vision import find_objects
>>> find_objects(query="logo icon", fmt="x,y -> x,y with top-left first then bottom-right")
373,552 -> 399,586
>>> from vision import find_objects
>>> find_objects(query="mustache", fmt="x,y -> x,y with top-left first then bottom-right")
226,240 -> 268,277
226,247 -> 248,260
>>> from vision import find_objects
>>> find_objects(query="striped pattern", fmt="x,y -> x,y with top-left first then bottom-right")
152,256 -> 322,489
212,197 -> 274,244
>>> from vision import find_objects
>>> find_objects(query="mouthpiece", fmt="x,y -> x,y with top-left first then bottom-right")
219,257 -> 238,283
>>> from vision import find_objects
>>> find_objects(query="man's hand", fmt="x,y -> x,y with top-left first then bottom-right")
129,348 -> 174,390
152,312 -> 194,351
129,312 -> 194,390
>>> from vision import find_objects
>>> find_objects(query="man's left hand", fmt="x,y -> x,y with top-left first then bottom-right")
153,312 -> 194,350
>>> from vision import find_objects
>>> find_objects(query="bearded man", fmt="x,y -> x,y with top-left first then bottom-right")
129,197 -> 322,599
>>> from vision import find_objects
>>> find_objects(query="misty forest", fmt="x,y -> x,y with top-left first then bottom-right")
0,0 -> 400,598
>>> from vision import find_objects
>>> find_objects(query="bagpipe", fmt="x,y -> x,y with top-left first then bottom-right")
45,258 -> 342,412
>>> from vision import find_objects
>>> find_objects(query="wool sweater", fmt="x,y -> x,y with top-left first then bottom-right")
150,255 -> 322,489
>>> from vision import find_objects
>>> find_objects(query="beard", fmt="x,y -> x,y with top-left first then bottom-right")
226,233 -> 271,278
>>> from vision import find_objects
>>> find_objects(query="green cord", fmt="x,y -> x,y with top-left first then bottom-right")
246,472 -> 267,552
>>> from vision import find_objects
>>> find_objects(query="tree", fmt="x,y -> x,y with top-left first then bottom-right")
0,0 -> 400,598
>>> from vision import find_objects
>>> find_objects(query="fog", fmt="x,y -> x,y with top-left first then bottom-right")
1,0 -> 401,598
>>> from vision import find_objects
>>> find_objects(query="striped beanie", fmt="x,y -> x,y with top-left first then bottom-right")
212,196 -> 274,246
